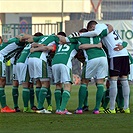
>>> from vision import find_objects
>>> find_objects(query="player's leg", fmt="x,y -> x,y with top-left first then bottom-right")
119,56 -> 130,113
100,80 -> 110,111
0,58 -> 15,113
35,79 -> 41,104
119,76 -> 130,113
106,77 -> 118,113
22,82 -> 35,113
29,82 -> 37,111
22,82 -> 31,112
115,80 -> 124,112
12,80 -> 20,112
82,88 -> 89,111
12,64 -> 20,112
89,57 -> 108,114
93,78 -> 105,114
54,83 -> 62,111
46,65 -> 52,111
36,80 -> 51,113
105,57 -> 119,113
53,64 -> 72,114
35,60 -> 51,114
75,78 -> 89,114
0,77 -> 15,113
75,61 -> 90,114
59,82 -> 72,114
46,81 -> 52,112
0,77 -> 7,109
52,64 -> 62,112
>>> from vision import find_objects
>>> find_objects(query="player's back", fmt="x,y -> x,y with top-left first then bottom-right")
102,30 -> 128,58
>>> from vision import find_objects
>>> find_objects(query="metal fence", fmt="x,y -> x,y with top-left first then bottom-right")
0,22 -> 62,84
1,22 -> 62,39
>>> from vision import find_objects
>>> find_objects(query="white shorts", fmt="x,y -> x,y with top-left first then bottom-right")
82,57 -> 108,79
47,65 -> 52,79
28,57 -> 49,81
52,64 -> 72,84
0,54 -> 6,77
16,62 -> 30,84
13,64 -> 18,81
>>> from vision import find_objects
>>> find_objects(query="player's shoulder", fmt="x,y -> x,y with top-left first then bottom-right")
96,23 -> 107,29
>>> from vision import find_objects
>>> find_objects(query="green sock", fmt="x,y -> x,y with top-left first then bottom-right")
94,84 -> 104,110
38,87 -> 48,109
30,88 -> 34,108
0,87 -> 7,108
46,87 -> 52,106
60,90 -> 70,111
12,86 -> 19,108
117,83 -> 124,108
78,84 -> 87,109
22,88 -> 30,107
54,89 -> 62,110
35,87 -> 41,104
84,89 -> 88,107
102,89 -> 110,109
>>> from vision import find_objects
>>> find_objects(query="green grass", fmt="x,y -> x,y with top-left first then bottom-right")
0,84 -> 133,133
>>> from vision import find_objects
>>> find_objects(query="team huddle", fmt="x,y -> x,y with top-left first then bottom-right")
0,20 -> 132,114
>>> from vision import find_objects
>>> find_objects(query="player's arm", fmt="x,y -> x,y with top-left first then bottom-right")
114,41 -> 128,51
80,24 -> 105,37
106,24 -> 113,33
80,29 -> 102,37
16,33 -> 34,42
57,35 -> 78,44
79,43 -> 102,50
31,42 -> 44,48
80,24 -> 113,37
30,44 -> 56,53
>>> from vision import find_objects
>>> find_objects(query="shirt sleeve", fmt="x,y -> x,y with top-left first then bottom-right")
42,35 -> 58,45
80,24 -> 108,37
66,37 -> 78,43
6,38 -> 19,44
33,36 -> 41,42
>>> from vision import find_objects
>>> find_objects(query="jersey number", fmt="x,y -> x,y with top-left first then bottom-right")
113,31 -> 121,40
58,44 -> 70,52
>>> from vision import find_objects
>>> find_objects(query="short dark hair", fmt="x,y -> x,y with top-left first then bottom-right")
57,31 -> 66,37
34,32 -> 43,36
79,28 -> 88,33
86,20 -> 98,30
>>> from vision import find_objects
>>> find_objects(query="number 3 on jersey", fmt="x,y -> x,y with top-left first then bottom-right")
113,30 -> 121,40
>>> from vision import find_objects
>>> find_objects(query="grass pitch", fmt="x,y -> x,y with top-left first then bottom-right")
0,84 -> 133,133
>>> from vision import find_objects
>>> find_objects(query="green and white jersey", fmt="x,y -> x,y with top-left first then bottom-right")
29,35 -> 54,62
42,34 -> 79,69
32,35 -> 48,43
40,35 -> 59,45
17,43 -> 31,63
68,29 -> 108,61
52,43 -> 79,69
0,37 -> 25,56
81,23 -> 128,58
